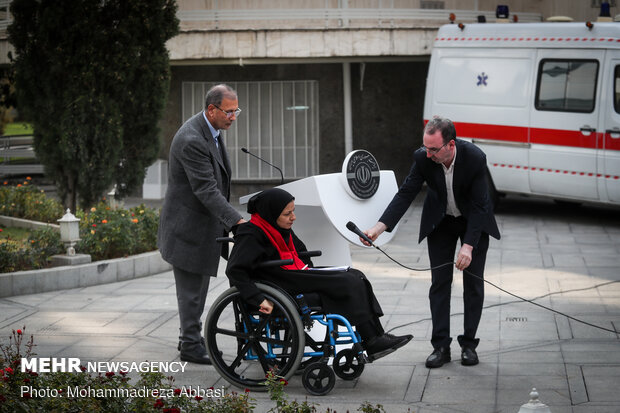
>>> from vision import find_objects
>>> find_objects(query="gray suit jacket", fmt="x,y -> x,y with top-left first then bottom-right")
158,112 -> 243,276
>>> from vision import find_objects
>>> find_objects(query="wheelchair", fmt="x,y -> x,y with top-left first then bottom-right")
205,245 -> 368,396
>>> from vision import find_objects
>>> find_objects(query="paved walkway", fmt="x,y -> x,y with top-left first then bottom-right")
1,197 -> 619,412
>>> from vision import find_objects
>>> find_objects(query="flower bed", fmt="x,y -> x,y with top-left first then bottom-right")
0,182 -> 159,273
0,328 -> 387,412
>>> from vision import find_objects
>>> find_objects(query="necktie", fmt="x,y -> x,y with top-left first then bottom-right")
214,133 -> 220,149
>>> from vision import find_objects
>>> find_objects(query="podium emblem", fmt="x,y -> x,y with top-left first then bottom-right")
342,150 -> 380,200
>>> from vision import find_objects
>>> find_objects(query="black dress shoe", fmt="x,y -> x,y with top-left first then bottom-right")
365,333 -> 413,361
461,347 -> 479,366
180,349 -> 212,365
425,347 -> 451,368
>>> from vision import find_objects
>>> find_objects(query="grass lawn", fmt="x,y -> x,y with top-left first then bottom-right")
3,122 -> 34,136
0,226 -> 30,247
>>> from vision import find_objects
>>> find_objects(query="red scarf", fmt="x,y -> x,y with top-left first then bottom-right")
250,214 -> 307,270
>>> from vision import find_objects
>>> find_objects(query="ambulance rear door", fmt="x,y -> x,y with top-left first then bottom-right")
600,52 -> 620,204
529,50 -> 603,202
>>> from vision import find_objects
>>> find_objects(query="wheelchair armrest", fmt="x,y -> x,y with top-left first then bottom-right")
216,237 -> 234,243
256,259 -> 294,268
298,250 -> 322,258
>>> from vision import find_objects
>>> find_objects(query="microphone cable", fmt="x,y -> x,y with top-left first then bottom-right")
364,238 -> 619,335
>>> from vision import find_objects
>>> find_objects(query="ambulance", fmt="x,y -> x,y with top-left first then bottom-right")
423,21 -> 620,206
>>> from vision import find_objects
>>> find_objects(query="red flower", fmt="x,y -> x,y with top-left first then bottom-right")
22,392 -> 31,399
153,398 -> 164,408
16,329 -> 22,335
80,365 -> 87,372
105,372 -> 114,377
119,370 -> 127,376
280,379 -> 288,386
92,223 -> 97,227
5,367 -> 13,375
0,229 -> 3,232
101,219 -> 108,224
163,409 -> 180,413
29,371 -> 38,377
173,388 -> 181,395
245,388 -> 250,393
23,378 -> 30,383
195,396 -> 203,401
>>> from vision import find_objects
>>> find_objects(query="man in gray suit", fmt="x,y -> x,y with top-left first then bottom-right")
158,84 -> 245,364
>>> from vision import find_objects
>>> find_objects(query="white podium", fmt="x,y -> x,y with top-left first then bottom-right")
240,151 -> 399,266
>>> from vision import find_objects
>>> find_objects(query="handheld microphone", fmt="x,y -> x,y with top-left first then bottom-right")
346,221 -> 375,246
241,147 -> 284,184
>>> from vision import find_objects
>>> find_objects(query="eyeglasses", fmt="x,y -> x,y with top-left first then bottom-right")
213,104 -> 242,119
420,141 -> 448,155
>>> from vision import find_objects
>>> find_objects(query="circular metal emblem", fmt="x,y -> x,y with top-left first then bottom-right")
342,150 -> 380,200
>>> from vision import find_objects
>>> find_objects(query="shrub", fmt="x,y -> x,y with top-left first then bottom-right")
0,183 -> 160,272
0,227 -> 64,273
75,202 -> 159,261
0,179 -> 63,223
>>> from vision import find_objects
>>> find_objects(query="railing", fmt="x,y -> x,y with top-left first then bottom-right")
0,0 -> 11,31
0,135 -> 44,176
177,8 -> 543,29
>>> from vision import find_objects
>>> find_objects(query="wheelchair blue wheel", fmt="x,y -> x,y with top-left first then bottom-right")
301,362 -> 336,396
333,349 -> 365,380
205,283 -> 305,391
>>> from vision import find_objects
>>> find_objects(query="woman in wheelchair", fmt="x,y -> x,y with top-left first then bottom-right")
226,188 -> 412,361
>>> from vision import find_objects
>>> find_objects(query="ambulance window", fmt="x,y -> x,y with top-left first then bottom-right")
614,66 -> 620,114
536,59 -> 598,113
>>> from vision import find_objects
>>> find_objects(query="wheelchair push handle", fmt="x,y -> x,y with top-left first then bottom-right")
299,250 -> 321,258
257,259 -> 294,268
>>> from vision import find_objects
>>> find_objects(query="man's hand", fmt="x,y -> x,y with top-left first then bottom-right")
362,222 -> 387,246
455,243 -> 473,270
236,218 -> 247,225
259,299 -> 274,314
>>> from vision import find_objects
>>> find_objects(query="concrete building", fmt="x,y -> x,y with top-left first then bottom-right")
0,0 -> 617,197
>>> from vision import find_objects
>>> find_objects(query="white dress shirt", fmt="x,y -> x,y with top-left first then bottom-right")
442,145 -> 461,217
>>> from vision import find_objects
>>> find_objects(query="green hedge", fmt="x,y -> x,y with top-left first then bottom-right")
0,183 -> 159,273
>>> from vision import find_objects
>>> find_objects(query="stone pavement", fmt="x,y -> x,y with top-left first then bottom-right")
1,196 -> 619,412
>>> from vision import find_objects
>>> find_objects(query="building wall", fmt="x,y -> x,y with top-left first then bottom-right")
163,59 -> 429,198
350,60 -> 429,184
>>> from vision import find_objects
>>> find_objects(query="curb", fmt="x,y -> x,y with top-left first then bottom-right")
0,250 -> 171,298
0,215 -> 171,298
0,215 -> 60,231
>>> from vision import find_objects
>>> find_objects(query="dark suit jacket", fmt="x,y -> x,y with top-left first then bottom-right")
379,139 -> 500,248
158,111 -> 243,276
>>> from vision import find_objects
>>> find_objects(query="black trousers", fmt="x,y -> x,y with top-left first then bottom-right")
427,215 -> 489,350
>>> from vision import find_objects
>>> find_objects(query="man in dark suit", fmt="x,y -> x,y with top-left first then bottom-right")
363,116 -> 500,368
158,84 -> 245,364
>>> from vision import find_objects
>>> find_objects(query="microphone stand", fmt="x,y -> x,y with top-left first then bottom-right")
241,147 -> 284,185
